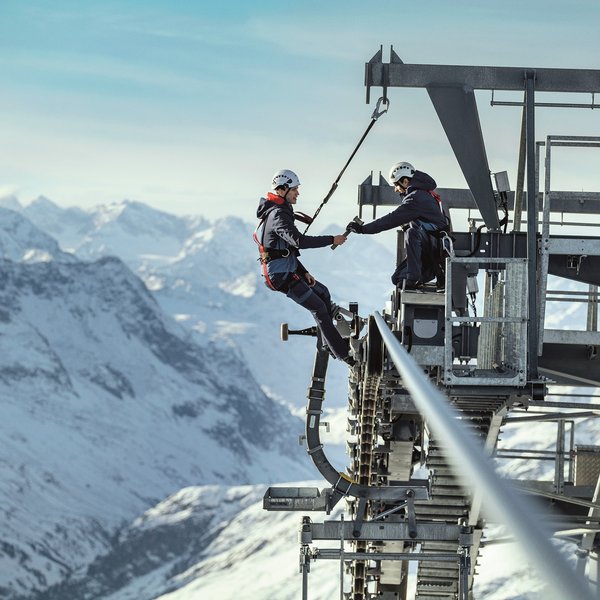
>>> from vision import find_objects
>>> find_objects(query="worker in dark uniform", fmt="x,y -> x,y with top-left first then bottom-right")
255,169 -> 354,364
347,162 -> 450,290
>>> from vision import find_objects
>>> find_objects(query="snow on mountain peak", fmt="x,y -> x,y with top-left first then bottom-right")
11,198 -> 397,403
0,193 -> 23,211
93,199 -> 128,226
28,194 -> 61,211
0,207 -> 75,263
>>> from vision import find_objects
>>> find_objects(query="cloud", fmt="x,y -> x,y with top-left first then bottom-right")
0,184 -> 20,198
0,53 -> 208,93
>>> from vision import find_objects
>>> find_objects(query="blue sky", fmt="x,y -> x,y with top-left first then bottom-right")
1,0 -> 599,224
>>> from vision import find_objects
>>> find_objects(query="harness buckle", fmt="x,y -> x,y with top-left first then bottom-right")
260,247 -> 291,264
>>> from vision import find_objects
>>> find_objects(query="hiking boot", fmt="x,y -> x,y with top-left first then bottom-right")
402,279 -> 422,291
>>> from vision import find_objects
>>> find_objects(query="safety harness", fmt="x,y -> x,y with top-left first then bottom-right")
416,190 -> 455,284
253,216 -> 281,291
253,194 -> 302,291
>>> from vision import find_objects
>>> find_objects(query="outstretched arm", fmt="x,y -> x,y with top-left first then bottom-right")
361,204 -> 412,234
272,209 -> 334,249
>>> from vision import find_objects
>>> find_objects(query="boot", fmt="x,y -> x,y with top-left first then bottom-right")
402,279 -> 422,291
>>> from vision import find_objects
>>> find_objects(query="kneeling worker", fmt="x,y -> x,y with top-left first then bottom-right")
347,161 -> 450,290
255,169 -> 354,364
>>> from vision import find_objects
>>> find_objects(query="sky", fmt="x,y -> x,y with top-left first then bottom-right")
1,0 -> 599,227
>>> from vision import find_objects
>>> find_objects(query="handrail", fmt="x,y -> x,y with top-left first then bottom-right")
372,311 -> 594,600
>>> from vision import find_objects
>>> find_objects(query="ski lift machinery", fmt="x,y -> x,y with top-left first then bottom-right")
264,48 -> 600,600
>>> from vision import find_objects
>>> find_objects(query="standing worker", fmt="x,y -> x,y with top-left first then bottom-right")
346,162 -> 451,290
255,169 -> 354,364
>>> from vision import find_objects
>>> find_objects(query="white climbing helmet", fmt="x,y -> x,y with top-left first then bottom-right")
389,161 -> 415,184
271,169 -> 301,190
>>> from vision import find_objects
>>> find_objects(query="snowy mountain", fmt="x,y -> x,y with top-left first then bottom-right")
2,196 -> 598,600
11,197 -> 396,407
20,197 -> 207,261
0,206 -> 76,263
29,480 -> 578,600
0,214 -> 313,599
35,396 -> 597,600
32,483 -> 344,600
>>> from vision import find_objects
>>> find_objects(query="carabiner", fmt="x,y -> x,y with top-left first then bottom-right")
371,96 -> 390,120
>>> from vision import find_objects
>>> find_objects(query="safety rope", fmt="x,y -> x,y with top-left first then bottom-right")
303,96 -> 389,233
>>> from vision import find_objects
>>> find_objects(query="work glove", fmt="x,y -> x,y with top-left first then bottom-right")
346,220 -> 363,234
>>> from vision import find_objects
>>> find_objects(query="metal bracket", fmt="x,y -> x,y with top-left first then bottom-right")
352,496 -> 368,538
406,489 -> 417,539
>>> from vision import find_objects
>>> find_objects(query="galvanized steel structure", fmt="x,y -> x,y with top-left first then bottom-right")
265,50 -> 600,599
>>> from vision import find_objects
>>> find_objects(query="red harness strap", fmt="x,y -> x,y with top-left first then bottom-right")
429,189 -> 449,222
254,193 -> 303,291
253,219 -> 277,290
429,190 -> 442,206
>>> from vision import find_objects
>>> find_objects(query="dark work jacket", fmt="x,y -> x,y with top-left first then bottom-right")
362,171 -> 448,234
256,193 -> 333,288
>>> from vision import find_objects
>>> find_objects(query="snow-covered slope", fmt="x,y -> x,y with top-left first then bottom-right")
30,480 -> 580,600
5,196 -> 598,600
0,206 -> 76,263
0,219 -> 313,598
13,197 -> 395,406
32,483 -> 343,600
19,197 -> 206,260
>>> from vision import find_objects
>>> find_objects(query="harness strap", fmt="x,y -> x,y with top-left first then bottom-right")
253,218 -> 277,290
428,190 -> 446,215
258,247 -> 293,263
424,189 -> 452,234
253,214 -> 301,291
421,191 -> 455,272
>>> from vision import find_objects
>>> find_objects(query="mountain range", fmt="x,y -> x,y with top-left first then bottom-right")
0,204 -> 314,599
0,195 -> 597,599
9,195 -> 396,408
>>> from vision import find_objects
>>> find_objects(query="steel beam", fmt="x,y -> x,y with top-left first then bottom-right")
358,181 -> 600,215
365,57 -> 600,93
315,550 -> 459,562
310,520 -> 461,542
548,255 -> 600,287
427,86 -> 500,229
526,71 -> 539,374
539,344 -> 600,387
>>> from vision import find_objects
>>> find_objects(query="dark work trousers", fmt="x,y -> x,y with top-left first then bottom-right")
392,227 -> 439,285
284,278 -> 349,360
